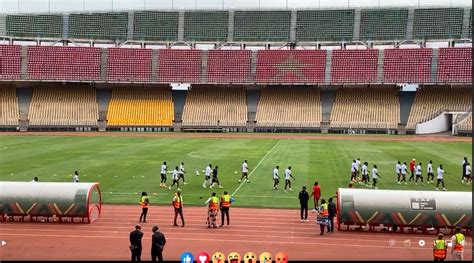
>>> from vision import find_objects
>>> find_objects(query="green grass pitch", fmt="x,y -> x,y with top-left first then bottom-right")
0,135 -> 471,208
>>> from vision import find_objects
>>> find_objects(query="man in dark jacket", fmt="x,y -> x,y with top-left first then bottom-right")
327,197 -> 337,233
151,225 -> 166,262
129,225 -> 143,261
298,186 -> 310,222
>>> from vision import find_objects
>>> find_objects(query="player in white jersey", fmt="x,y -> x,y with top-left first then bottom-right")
415,162 -> 424,185
436,164 -> 447,191
400,162 -> 408,185
361,162 -> 369,186
284,166 -> 295,192
178,162 -> 188,185
350,160 -> 357,182
273,165 -> 280,190
73,171 -> 80,183
464,162 -> 472,184
203,164 -> 212,188
371,164 -> 380,189
160,161 -> 168,188
427,160 -> 434,183
168,166 -> 181,191
239,160 -> 250,183
395,161 -> 402,183
356,158 -> 361,182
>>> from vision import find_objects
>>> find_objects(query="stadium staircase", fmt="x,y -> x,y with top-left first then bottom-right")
320,90 -> 336,133
16,88 -> 32,132
172,90 -> 187,131
96,89 -> 112,132
246,89 -> 260,132
399,91 -> 416,125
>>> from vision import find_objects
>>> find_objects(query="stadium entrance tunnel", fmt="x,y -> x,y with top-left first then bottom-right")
336,188 -> 472,236
0,182 -> 102,223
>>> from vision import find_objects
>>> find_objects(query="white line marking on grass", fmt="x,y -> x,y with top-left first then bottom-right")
231,140 -> 282,197
101,192 -> 296,199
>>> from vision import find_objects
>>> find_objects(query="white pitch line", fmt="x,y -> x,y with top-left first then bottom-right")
231,140 -> 281,197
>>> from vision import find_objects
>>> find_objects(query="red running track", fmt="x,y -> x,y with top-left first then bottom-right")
0,205 -> 472,261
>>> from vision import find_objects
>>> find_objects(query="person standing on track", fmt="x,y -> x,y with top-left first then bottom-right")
203,164 -> 212,188
409,159 -> 416,182
327,197 -> 337,233
396,161 -> 402,184
205,192 -> 220,228
210,165 -> 223,189
350,160 -> 357,182
450,226 -> 465,261
178,162 -> 188,185
298,186 -> 309,222
433,233 -> 447,261
436,164 -> 448,191
400,162 -> 408,185
73,171 -> 80,183
220,191 -> 232,227
160,161 -> 167,188
139,192 -> 150,223
273,165 -> 280,190
172,191 -> 185,227
310,182 -> 321,212
239,160 -> 250,183
427,160 -> 434,184
415,162 -> 424,185
151,225 -> 166,262
316,199 -> 329,235
129,224 -> 143,261
168,166 -> 181,191
371,164 -> 380,189
284,166 -> 295,192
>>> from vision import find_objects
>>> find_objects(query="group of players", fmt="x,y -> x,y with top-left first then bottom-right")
349,157 -> 472,191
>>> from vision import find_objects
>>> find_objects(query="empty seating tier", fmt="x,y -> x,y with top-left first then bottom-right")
69,12 -> 128,40
6,14 -> 63,38
184,11 -> 228,42
207,50 -> 251,83
0,86 -> 19,126
437,48 -> 472,83
256,50 -> 326,84
0,45 -> 21,80
133,11 -> 179,41
457,114 -> 472,132
107,48 -> 153,82
233,11 -> 291,42
331,49 -> 378,83
28,86 -> 98,126
27,46 -> 101,81
296,10 -> 354,41
182,87 -> 247,127
107,87 -> 173,126
413,8 -> 464,39
329,88 -> 400,129
359,9 -> 408,40
255,88 -> 321,128
157,49 -> 202,83
406,87 -> 471,129
383,48 -> 432,83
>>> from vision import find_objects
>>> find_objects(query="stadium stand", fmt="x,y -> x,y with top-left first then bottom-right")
383,48 -> 432,83
436,48 -> 472,83
133,11 -> 179,41
181,87 -> 247,127
413,8 -> 464,39
28,86 -> 98,126
27,46 -> 101,81
256,50 -> 326,84
207,50 -> 252,83
296,10 -> 354,41
107,48 -> 153,82
0,86 -> 19,126
406,87 -> 471,129
6,14 -> 63,38
329,88 -> 400,129
184,11 -> 228,42
233,11 -> 291,42
456,113 -> 472,132
69,12 -> 128,40
106,87 -> 173,126
255,88 -> 321,128
359,9 -> 408,40
330,49 -> 378,83
157,49 -> 202,83
0,45 -> 21,80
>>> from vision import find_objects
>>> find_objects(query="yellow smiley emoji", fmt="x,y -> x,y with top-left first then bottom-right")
227,252 -> 241,263
212,252 -> 225,263
259,252 -> 272,263
243,252 -> 256,263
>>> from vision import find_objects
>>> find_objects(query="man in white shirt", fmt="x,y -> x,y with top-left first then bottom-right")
30,177 -> 38,182
273,165 -> 280,190
396,161 -> 402,183
284,166 -> 295,192
361,162 -> 369,186
160,161 -> 167,188
203,164 -> 212,188
73,171 -> 80,183
178,162 -> 188,185
239,160 -> 250,183
371,164 -> 380,189
427,160 -> 434,184
350,160 -> 357,182
168,166 -> 181,191
356,158 -> 361,182
400,162 -> 408,185
463,162 -> 471,184
436,164 -> 447,191
415,162 -> 423,185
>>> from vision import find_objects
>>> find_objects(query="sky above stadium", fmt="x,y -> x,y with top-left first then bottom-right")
0,0 -> 471,13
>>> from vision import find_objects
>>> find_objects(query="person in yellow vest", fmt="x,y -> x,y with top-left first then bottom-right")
316,199 -> 329,235
220,191 -> 232,227
205,192 -> 219,228
139,192 -> 149,223
450,227 -> 465,261
433,233 -> 447,261
172,191 -> 185,227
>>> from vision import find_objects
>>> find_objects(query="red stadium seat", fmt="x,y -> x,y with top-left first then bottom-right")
157,49 -> 202,83
0,45 -> 21,80
107,48 -> 153,82
383,48 -> 432,83
207,50 -> 251,83
437,48 -> 472,83
331,49 -> 378,83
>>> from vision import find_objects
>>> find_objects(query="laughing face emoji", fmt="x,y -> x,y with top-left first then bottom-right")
212,252 -> 225,263
259,252 -> 272,263
227,252 -> 241,263
243,252 -> 256,263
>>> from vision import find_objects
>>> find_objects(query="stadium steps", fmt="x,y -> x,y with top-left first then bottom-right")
461,8 -> 471,39
0,15 -> 6,36
97,88 -> 112,123
430,48 -> 439,83
246,89 -> 260,124
321,90 -> 336,124
172,90 -> 187,122
399,91 -> 416,125
16,87 -> 32,131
